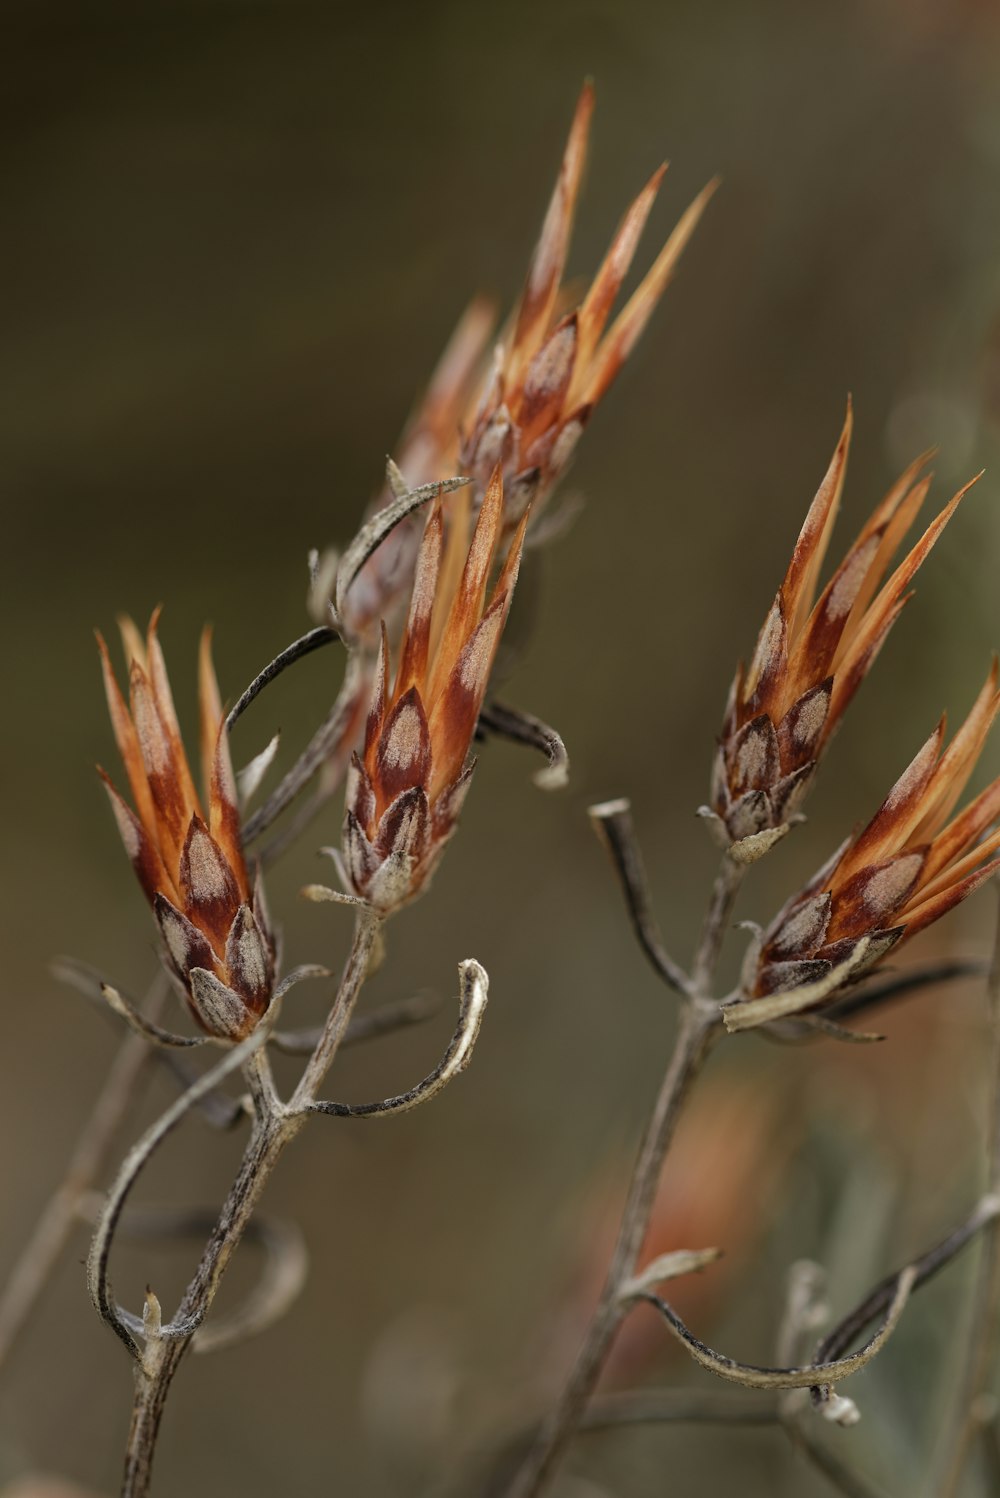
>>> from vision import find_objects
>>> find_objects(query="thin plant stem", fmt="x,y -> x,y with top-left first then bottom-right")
502,854 -> 745,1498
0,976 -> 168,1375
502,1003 -> 719,1498
937,882 -> 1000,1498
118,911 -> 381,1497
691,855 -> 745,996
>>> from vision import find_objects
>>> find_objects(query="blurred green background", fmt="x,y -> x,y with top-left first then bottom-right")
5,0 -> 1000,1493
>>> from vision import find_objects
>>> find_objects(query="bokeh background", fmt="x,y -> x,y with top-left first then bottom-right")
5,1 -> 1000,1493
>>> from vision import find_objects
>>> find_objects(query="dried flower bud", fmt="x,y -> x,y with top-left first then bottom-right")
709,402 -> 979,850
97,614 -> 275,1041
340,469 -> 527,911
743,663 -> 1000,1007
460,82 -> 714,532
337,83 -> 712,640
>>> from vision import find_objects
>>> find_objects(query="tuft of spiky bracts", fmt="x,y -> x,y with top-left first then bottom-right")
707,403 -> 980,856
458,82 -> 715,533
336,82 -> 713,641
340,468 -> 527,911
98,614 -> 275,1041
741,663 -> 1000,1008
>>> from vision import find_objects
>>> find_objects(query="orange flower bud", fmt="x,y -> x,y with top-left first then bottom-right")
340,469 -> 527,911
709,403 -> 979,851
744,663 -> 1000,1005
97,614 -> 275,1040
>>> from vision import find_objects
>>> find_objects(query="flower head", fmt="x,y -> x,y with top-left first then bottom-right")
460,81 -> 714,531
342,468 -> 527,911
709,403 -> 979,853
97,613 -> 275,1040
337,82 -> 712,640
743,663 -> 1000,1008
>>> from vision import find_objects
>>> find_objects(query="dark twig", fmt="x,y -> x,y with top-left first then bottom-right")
225,626 -> 340,733
308,961 -> 487,1118
588,799 -> 694,997
826,958 -> 987,1024
477,701 -> 569,790
637,1267 -> 914,1391
243,654 -> 367,846
809,1193 -> 1000,1410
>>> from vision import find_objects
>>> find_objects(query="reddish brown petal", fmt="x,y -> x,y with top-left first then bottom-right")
427,596 -> 508,800
835,463 -> 932,644
224,904 -> 272,1012
770,762 -> 816,821
766,891 -> 832,960
96,630 -> 158,849
364,623 -> 390,763
921,775 -> 1000,888
375,784 -> 430,867
572,162 -> 667,397
395,500 -> 444,701
210,721 -> 248,899
827,851 -> 926,943
835,720 -> 945,885
179,814 -> 241,948
518,314 -> 578,447
898,857 -> 1000,939
582,178 -> 718,407
154,892 -> 215,979
510,81 -> 594,380
432,761 -> 476,837
198,624 -> 224,803
831,476 -> 979,716
776,681 -> 832,772
742,597 -> 788,718
346,750 -> 376,833
375,687 -> 432,809
916,821 -> 1000,905
428,465 -> 505,706
779,403 -> 852,646
825,591 -> 912,739
344,810 -> 378,897
146,609 -> 202,823
99,768 -> 175,905
908,659 -> 1000,845
727,713 -> 780,796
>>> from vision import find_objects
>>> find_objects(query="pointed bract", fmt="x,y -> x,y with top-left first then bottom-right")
98,615 -> 276,1040
712,408 -> 977,845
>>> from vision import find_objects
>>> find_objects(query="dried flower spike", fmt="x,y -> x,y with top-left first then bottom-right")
97,613 -> 275,1040
709,403 -> 980,852
460,80 -> 715,531
336,82 -> 713,639
341,468 -> 527,911
742,663 -> 1000,1011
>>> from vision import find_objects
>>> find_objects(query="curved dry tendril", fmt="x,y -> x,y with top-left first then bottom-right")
87,1017 -> 277,1361
587,799 -> 694,997
332,473 -> 469,620
79,1202 -> 307,1358
808,1194 -> 1000,1410
477,700 -> 570,790
636,1265 -> 915,1392
225,625 -> 340,733
308,960 -> 488,1119
243,651 -> 367,846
